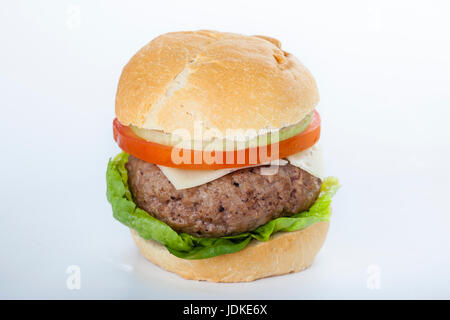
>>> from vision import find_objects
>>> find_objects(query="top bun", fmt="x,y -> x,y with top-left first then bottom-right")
115,30 -> 319,137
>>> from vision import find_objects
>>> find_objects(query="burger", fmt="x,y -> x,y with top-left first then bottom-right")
106,30 -> 339,282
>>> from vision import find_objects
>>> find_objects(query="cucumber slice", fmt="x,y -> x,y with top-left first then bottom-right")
130,112 -> 313,151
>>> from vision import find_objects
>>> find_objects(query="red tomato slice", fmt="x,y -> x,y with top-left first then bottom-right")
113,110 -> 321,169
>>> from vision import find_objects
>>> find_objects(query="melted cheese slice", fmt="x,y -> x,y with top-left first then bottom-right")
286,144 -> 324,179
158,166 -> 236,190
158,145 -> 323,190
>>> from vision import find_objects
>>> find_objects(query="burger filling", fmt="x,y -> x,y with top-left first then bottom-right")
126,155 -> 322,238
129,112 -> 314,151
106,151 -> 339,259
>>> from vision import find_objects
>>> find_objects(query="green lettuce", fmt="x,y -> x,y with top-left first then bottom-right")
106,152 -> 339,259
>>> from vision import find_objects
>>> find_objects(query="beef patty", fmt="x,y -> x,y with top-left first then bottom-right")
126,155 -> 322,237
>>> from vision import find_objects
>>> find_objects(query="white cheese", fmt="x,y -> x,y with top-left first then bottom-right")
286,144 -> 324,179
157,145 -> 323,190
157,166 -> 235,190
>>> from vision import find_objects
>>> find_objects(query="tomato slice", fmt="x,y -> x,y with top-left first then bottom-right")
113,110 -> 321,169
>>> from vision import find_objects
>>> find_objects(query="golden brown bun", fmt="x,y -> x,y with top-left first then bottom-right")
116,30 -> 319,137
130,221 -> 329,282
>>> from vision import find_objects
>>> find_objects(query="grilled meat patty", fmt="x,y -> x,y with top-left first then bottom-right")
126,155 -> 322,237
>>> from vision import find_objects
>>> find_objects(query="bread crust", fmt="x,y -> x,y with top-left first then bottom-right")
130,221 -> 329,282
116,30 -> 319,137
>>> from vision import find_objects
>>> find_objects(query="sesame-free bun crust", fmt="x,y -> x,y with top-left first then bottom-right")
116,30 -> 319,136
130,221 -> 329,282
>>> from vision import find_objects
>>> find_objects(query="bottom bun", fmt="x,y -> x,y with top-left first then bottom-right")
130,221 -> 329,283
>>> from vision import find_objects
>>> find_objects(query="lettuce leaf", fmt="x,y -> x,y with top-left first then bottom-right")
106,152 -> 339,259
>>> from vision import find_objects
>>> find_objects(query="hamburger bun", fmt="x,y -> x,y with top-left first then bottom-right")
115,30 -> 319,137
130,221 -> 329,282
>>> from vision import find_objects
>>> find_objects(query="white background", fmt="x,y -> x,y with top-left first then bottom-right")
1,0 -> 449,299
